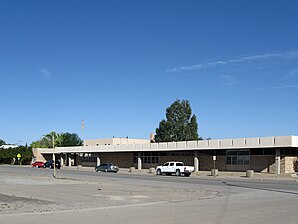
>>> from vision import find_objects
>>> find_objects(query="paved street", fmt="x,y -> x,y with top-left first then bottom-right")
1,165 -> 298,224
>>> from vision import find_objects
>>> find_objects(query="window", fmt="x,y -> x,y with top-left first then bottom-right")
133,152 -> 160,164
226,150 -> 250,165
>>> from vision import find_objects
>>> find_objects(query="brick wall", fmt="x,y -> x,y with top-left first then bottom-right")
159,156 -> 193,166
100,152 -> 134,168
250,155 -> 275,173
198,156 -> 226,171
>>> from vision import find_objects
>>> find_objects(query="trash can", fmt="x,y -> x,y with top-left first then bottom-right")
246,170 -> 254,178
211,169 -> 218,176
148,167 -> 155,174
129,167 -> 135,173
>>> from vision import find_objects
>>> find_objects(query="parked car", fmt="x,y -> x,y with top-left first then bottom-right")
156,161 -> 194,177
95,163 -> 119,173
32,161 -> 45,168
44,159 -> 61,169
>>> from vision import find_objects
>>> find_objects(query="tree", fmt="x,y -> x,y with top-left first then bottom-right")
155,99 -> 201,142
57,132 -> 83,147
30,132 -> 56,148
0,139 -> 6,146
30,132 -> 83,148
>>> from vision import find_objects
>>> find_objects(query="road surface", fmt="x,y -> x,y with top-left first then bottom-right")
0,165 -> 297,224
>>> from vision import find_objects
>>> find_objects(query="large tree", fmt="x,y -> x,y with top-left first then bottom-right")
57,132 -> 83,147
155,99 -> 201,142
31,132 -> 83,148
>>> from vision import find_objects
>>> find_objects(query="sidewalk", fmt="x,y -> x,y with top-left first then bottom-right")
62,165 -> 298,181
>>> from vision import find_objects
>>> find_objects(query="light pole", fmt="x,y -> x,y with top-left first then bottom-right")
52,133 -> 56,178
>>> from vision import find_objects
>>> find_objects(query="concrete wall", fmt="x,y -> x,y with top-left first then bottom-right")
84,138 -> 149,146
42,136 -> 297,154
32,149 -> 46,163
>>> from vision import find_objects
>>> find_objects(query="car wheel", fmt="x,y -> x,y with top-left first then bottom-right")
156,169 -> 161,175
175,169 -> 181,176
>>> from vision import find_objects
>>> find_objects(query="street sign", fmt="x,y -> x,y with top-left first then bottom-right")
213,156 -> 216,161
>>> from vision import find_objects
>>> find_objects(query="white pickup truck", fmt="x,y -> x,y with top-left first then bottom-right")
156,161 -> 195,177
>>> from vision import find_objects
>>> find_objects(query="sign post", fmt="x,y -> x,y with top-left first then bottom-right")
212,156 -> 216,178
17,154 -> 21,165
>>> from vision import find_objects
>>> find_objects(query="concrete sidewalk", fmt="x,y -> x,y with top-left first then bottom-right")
62,165 -> 298,181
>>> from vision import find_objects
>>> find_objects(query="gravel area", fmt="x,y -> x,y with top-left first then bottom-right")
0,168 -> 223,215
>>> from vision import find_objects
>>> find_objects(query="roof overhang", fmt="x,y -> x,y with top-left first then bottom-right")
35,136 -> 298,154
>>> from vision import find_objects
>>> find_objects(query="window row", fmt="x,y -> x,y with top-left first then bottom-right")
226,150 -> 250,165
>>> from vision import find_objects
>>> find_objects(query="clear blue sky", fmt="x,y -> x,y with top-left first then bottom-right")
1,0 -> 298,145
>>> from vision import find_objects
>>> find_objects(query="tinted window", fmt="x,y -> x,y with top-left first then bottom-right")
176,163 -> 184,166
170,163 -> 174,166
164,163 -> 169,166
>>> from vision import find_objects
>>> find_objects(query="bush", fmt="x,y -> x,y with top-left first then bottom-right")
0,146 -> 33,165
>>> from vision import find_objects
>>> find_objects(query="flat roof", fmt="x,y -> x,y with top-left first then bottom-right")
36,135 -> 298,154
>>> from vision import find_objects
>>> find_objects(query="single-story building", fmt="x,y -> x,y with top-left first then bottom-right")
33,135 -> 298,175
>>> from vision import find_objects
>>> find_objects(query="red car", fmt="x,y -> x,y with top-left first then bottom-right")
32,161 -> 45,168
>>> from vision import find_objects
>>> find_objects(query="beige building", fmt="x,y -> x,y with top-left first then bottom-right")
84,137 -> 150,146
34,135 -> 298,174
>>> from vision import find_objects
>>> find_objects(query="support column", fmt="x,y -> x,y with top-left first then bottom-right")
60,154 -> 64,166
137,152 -> 142,170
74,153 -> 77,166
96,153 -> 101,166
194,151 -> 199,172
275,148 -> 281,175
68,153 -> 72,167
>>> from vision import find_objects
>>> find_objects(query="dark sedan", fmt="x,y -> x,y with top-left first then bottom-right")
44,159 -> 61,169
95,163 -> 119,173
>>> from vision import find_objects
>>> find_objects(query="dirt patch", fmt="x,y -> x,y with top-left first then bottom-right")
0,193 -> 53,214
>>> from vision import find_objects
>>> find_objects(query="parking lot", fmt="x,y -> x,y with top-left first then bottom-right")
1,165 -> 298,224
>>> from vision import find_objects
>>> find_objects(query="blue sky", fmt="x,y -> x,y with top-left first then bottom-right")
1,0 -> 298,145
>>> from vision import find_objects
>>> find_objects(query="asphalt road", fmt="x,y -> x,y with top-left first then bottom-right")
1,165 -> 298,224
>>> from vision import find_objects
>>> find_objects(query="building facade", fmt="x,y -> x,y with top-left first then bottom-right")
33,135 -> 298,174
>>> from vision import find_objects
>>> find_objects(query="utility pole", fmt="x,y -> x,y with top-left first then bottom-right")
52,133 -> 56,178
